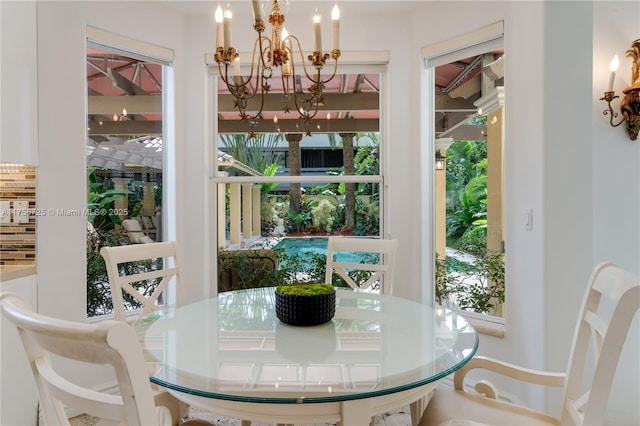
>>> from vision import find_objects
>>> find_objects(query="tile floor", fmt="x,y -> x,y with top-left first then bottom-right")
70,405 -> 412,426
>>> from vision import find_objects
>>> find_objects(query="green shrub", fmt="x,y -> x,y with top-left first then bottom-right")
311,199 -> 336,232
435,250 -> 505,316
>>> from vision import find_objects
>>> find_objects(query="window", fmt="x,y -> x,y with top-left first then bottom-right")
423,22 -> 506,318
211,54 -> 388,293
85,28 -> 173,318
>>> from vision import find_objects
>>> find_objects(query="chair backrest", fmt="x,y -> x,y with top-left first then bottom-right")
560,262 -> 640,425
324,236 -> 398,294
123,219 -> 154,244
100,241 -> 181,322
0,292 -> 159,425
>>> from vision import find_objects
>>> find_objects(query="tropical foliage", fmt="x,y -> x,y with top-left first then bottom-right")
219,133 -> 284,173
445,140 -> 488,254
435,251 -> 505,316
437,137 -> 506,316
218,246 -> 381,292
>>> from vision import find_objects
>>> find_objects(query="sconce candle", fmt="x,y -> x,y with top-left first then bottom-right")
608,55 -> 619,92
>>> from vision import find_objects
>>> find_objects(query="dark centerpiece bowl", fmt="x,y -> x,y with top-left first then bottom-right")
275,283 -> 336,326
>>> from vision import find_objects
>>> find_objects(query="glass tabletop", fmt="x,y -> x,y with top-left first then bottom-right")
137,287 -> 478,404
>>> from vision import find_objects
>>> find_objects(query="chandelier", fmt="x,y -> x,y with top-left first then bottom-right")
214,0 -> 341,135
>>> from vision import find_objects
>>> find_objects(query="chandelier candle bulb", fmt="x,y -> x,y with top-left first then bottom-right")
608,55 -> 619,92
223,6 -> 232,51
332,4 -> 340,51
233,57 -> 241,85
252,0 -> 262,22
215,6 -> 224,49
313,9 -> 322,53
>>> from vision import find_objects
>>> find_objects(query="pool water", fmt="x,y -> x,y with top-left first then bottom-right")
274,237 -> 371,265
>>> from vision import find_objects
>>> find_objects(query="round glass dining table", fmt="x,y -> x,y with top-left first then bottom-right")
136,287 -> 477,425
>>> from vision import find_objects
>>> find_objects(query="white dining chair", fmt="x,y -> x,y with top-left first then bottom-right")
100,241 -> 181,322
0,292 -> 213,426
324,236 -> 398,294
325,236 -> 414,424
418,262 -> 640,426
101,242 -> 252,426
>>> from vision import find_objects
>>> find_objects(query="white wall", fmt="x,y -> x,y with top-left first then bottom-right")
0,0 -> 38,165
591,2 -> 640,423
542,1 -> 595,415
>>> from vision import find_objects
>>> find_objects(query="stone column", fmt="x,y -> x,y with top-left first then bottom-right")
285,133 -> 303,214
242,184 -> 253,241
229,183 -> 241,246
486,107 -> 504,254
142,181 -> 155,216
217,172 -> 228,249
252,185 -> 261,238
111,177 -> 131,224
435,139 -> 453,259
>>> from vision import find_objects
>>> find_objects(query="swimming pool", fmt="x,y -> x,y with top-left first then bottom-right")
273,237 -> 371,265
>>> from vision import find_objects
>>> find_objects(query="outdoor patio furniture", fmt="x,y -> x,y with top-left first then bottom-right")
123,218 -> 155,244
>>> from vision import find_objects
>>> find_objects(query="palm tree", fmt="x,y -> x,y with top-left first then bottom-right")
285,133 -> 303,213
339,133 -> 357,229
218,133 -> 284,173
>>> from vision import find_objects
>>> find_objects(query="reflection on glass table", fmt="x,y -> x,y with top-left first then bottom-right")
136,287 -> 477,425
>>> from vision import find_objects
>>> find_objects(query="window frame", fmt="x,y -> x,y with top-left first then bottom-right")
207,52 -> 390,297
421,22 -> 506,323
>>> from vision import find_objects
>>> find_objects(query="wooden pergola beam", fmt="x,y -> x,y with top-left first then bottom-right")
218,92 -> 379,113
218,118 -> 379,134
88,120 -> 162,136
88,95 -> 162,114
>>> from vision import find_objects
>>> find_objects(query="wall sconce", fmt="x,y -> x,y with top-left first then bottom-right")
600,39 -> 640,140
435,150 -> 445,171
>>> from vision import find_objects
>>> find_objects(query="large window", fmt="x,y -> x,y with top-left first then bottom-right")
85,29 -> 173,318
424,22 -> 506,319
212,58 -> 386,294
